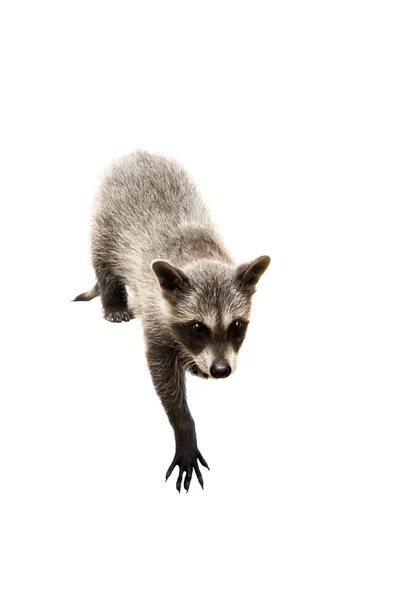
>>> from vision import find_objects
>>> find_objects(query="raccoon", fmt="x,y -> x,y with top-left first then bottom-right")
74,151 -> 270,492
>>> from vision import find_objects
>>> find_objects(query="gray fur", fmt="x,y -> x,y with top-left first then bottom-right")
76,150 -> 270,491
91,151 -> 268,360
92,151 -> 233,325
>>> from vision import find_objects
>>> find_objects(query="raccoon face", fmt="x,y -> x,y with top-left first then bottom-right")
152,256 -> 270,378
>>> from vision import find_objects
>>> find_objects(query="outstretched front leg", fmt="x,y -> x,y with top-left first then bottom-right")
145,333 -> 209,492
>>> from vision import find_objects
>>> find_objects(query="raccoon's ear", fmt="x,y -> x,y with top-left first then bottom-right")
236,255 -> 271,289
152,260 -> 190,293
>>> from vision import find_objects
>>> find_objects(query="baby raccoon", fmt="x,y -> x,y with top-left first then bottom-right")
74,150 -> 270,492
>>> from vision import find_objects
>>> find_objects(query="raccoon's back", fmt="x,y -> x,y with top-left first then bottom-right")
94,150 -> 207,230
91,151 -> 217,277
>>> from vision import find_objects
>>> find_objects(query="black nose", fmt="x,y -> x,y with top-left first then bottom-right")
210,362 -> 232,379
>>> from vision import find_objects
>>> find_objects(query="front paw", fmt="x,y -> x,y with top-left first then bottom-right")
187,364 -> 209,379
165,447 -> 210,493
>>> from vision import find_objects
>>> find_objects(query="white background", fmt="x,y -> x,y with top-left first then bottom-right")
1,1 -> 399,598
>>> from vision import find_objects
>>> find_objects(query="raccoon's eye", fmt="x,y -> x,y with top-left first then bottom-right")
191,322 -> 206,333
229,319 -> 248,335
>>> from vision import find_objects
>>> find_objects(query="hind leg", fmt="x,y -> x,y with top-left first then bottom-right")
97,272 -> 134,323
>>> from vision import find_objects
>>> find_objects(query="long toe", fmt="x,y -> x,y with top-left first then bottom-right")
176,467 -> 184,493
194,463 -> 204,489
184,467 -> 193,493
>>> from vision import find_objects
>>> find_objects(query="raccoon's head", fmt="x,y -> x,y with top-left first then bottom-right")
152,256 -> 270,378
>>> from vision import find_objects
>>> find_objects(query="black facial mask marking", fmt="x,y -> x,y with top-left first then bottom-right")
227,319 -> 249,352
172,319 -> 249,356
171,322 -> 211,355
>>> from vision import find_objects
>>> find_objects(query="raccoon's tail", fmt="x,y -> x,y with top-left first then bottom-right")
73,284 -> 99,302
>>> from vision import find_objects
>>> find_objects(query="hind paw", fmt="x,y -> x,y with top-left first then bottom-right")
104,308 -> 134,323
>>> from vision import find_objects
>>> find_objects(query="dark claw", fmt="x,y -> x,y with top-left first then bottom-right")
197,451 -> 210,470
176,467 -> 184,493
184,466 -> 193,492
165,459 -> 177,481
194,463 -> 204,489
